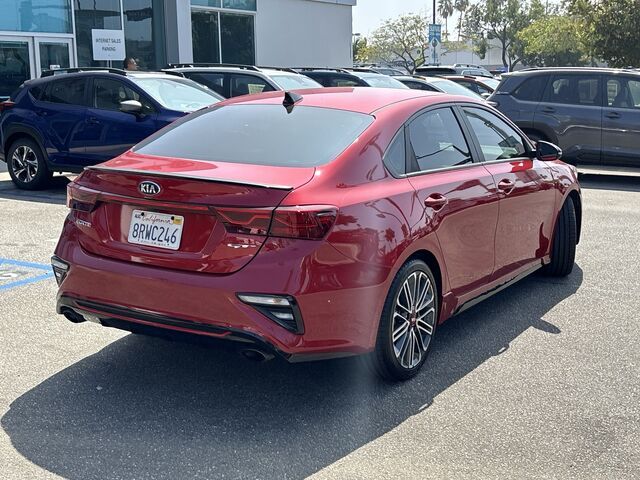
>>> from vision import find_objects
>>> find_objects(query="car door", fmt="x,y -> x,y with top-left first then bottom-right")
32,77 -> 88,166
82,77 -> 159,164
404,105 -> 500,303
462,106 -> 556,280
534,73 -> 602,164
601,75 -> 640,167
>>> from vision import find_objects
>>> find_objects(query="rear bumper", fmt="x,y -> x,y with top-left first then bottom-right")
53,219 -> 391,359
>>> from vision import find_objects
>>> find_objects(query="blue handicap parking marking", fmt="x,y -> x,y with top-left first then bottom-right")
0,258 -> 54,291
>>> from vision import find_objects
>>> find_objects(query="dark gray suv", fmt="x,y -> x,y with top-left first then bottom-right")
488,67 -> 640,167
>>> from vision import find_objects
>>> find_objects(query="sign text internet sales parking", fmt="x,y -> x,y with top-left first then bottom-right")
91,29 -> 125,61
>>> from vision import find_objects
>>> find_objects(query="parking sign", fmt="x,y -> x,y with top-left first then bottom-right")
428,24 -> 442,44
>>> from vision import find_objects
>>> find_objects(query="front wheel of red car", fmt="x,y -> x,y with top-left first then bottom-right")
366,259 -> 438,381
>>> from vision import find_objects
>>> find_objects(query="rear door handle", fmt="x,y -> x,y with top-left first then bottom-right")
36,109 -> 48,116
424,194 -> 448,211
541,106 -> 555,113
497,179 -> 515,194
86,117 -> 100,124
605,111 -> 620,119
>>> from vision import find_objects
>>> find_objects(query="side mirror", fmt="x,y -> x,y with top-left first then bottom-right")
481,92 -> 491,99
120,99 -> 142,114
536,140 -> 562,161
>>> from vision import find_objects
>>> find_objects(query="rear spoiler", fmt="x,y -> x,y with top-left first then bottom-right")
84,165 -> 294,190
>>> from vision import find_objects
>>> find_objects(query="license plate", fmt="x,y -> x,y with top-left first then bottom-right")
127,210 -> 184,250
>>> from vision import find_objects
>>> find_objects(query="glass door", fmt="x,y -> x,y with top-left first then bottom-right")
0,36 -> 34,99
35,38 -> 73,77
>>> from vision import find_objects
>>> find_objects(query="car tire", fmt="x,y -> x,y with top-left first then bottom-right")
7,137 -> 52,190
542,196 -> 577,277
365,259 -> 438,381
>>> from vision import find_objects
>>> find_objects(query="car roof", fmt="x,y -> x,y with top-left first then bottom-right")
163,65 -> 302,76
217,87 -> 467,114
507,67 -> 640,76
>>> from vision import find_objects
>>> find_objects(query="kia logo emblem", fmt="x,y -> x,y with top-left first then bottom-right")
139,181 -> 161,196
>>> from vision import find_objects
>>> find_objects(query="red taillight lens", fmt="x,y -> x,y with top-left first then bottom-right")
67,183 -> 99,212
216,207 -> 274,236
270,206 -> 337,240
0,100 -> 15,113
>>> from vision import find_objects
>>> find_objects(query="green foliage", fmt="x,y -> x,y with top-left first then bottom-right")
568,0 -> 640,67
352,37 -> 369,64
463,0 -> 546,69
518,15 -> 590,66
366,14 -> 431,73
438,0 -> 454,38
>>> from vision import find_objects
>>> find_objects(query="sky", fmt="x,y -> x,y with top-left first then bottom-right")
353,0 -> 452,37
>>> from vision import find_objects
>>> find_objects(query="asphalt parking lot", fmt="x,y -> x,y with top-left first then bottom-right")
0,163 -> 639,480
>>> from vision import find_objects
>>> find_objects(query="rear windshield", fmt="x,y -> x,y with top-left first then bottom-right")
270,74 -> 321,90
431,79 -> 484,99
130,76 -> 222,112
134,104 -> 374,167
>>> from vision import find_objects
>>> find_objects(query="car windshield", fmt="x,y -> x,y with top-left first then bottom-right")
356,73 -> 409,89
430,79 -> 484,99
270,74 -> 322,90
130,76 -> 222,112
134,104 -> 374,167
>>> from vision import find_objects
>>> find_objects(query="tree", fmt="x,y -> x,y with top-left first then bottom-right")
569,0 -> 640,67
463,0 -> 546,69
454,0 -> 469,41
352,36 -> 369,64
438,0 -> 454,39
366,14 -> 431,73
518,15 -> 589,67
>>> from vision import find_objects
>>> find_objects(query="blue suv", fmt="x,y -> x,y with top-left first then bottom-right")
0,68 -> 223,189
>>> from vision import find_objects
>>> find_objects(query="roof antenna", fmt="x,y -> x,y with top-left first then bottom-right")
283,91 -> 302,113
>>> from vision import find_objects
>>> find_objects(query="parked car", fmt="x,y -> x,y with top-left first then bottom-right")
163,64 -> 322,98
53,87 -> 581,381
444,75 -> 501,97
296,68 -> 370,87
396,75 -> 485,100
0,68 -> 223,190
298,68 -> 409,89
488,67 -> 640,166
415,63 -> 494,78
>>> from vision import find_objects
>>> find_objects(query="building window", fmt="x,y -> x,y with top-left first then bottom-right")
0,41 -> 31,98
123,0 -> 166,70
222,0 -> 256,10
0,0 -> 72,33
191,8 -> 255,65
74,0 -> 122,67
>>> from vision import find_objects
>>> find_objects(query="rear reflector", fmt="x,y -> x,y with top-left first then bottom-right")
237,293 -> 303,333
0,100 -> 15,113
270,206 -> 337,240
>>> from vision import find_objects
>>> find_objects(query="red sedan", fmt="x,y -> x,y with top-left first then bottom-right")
52,88 -> 581,380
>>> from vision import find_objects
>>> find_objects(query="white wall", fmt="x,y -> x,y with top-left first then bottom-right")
255,0 -> 354,67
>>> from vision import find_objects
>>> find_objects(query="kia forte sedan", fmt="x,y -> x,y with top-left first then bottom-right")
52,88 -> 581,381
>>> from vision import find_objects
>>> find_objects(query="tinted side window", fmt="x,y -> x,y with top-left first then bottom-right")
606,77 -> 640,109
403,81 -> 437,91
229,74 -> 273,97
330,76 -> 360,87
41,78 -> 85,105
463,107 -> 527,161
407,107 -> 472,172
383,130 -> 405,176
458,80 -> 479,94
185,72 -> 226,97
512,75 -> 548,102
546,74 -> 600,106
93,78 -> 154,113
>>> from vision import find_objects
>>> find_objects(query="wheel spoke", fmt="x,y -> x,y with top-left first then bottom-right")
392,316 -> 409,343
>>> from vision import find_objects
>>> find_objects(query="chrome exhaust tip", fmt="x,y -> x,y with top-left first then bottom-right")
240,348 -> 275,363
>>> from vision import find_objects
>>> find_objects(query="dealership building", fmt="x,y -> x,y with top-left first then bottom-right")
0,0 -> 356,97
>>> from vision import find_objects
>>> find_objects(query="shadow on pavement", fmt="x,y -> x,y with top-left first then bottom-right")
579,173 -> 640,192
0,176 -> 69,205
2,266 -> 582,479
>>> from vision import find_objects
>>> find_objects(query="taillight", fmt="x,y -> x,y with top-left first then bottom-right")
0,100 -> 15,113
270,205 -> 337,240
216,207 -> 273,236
216,205 -> 338,240
67,183 -> 99,212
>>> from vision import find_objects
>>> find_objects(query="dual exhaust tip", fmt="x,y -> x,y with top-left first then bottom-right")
62,307 -> 275,363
